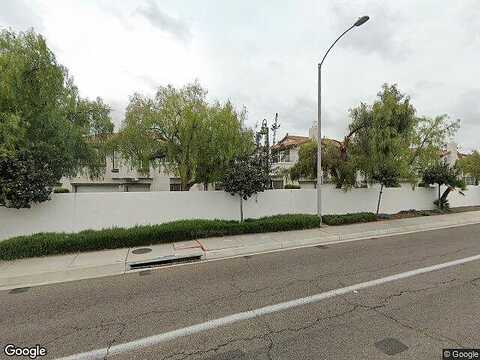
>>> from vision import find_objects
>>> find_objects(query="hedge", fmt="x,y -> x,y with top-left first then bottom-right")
322,212 -> 377,226
53,188 -> 70,193
0,212 -> 377,260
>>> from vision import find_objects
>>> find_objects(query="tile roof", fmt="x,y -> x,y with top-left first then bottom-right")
271,134 -> 341,151
271,135 -> 311,150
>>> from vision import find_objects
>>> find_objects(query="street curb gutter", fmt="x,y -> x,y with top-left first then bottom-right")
1,217 -> 480,291
202,219 -> 480,261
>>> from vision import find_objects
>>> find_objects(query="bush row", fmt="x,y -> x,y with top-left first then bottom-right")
0,212 -> 377,260
322,212 -> 377,226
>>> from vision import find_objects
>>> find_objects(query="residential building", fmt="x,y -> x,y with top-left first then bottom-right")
271,124 -> 340,189
60,150 -> 174,192
441,142 -> 476,185
440,142 -> 467,167
271,134 -> 311,189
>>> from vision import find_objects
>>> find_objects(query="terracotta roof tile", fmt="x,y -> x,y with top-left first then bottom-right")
271,135 -> 341,151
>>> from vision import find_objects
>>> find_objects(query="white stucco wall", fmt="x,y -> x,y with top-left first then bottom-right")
1,185 -> 479,241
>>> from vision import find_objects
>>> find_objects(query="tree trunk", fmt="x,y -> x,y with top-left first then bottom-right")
204,182 -> 208,191
376,183 -> 384,216
239,196 -> 244,222
440,186 -> 453,209
438,184 -> 441,209
181,180 -> 195,191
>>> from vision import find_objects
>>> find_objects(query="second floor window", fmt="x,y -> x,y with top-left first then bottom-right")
280,150 -> 290,162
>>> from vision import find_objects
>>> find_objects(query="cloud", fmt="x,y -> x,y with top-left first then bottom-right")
0,0 -> 43,31
271,97 -> 347,141
451,89 -> 480,151
330,2 -> 410,61
105,98 -> 129,130
453,89 -> 480,126
136,0 -> 191,42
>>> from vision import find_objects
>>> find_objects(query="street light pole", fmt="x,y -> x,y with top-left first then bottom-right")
317,15 -> 369,225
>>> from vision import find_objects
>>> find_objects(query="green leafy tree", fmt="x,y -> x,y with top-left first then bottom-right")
223,156 -> 270,222
118,82 -> 253,190
457,151 -> 480,185
289,140 -> 356,189
289,140 -> 317,182
118,83 -> 208,190
0,30 -> 113,208
422,162 -> 465,210
350,84 -> 417,215
195,102 -> 254,189
409,115 -> 460,175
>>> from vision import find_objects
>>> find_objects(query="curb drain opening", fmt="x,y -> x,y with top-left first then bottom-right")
129,255 -> 202,270
9,287 -> 30,294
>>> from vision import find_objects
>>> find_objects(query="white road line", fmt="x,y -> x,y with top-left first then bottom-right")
56,253 -> 480,360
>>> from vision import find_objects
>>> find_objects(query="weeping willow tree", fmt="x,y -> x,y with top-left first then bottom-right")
117,81 -> 254,190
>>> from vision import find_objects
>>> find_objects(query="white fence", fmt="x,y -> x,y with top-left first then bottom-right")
1,184 -> 479,241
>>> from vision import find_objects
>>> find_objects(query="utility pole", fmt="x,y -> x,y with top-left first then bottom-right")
271,113 -> 280,145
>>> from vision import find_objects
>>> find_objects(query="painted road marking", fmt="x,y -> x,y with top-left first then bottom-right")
56,253 -> 480,360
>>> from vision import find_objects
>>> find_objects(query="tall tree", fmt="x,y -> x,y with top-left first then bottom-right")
289,140 -> 357,189
350,84 -> 417,214
118,82 -> 253,190
195,102 -> 254,189
0,30 -> 113,208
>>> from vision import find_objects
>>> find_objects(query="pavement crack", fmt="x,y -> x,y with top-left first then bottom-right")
371,279 -> 458,307
158,331 -> 270,360
104,322 -> 127,359
343,298 -> 466,347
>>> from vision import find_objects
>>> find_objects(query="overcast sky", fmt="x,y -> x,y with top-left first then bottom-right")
1,0 -> 479,151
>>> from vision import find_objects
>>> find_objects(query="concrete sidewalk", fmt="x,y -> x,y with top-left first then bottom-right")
1,211 -> 480,291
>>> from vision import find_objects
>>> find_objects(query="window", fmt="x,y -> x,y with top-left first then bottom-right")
111,150 -> 120,173
280,150 -> 290,162
272,153 -> 279,164
169,178 -> 182,191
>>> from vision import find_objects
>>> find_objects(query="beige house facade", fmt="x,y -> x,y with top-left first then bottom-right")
60,150 -> 182,193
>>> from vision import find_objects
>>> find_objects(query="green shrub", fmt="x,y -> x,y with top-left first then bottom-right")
0,214 -> 321,260
322,212 -> 377,226
53,188 -> 70,193
284,184 -> 301,189
0,213 -> 382,260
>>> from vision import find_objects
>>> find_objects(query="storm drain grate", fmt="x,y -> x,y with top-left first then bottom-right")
132,248 -> 152,255
129,254 -> 202,270
139,270 -> 152,276
315,245 -> 329,249
375,338 -> 408,356
9,287 -> 30,294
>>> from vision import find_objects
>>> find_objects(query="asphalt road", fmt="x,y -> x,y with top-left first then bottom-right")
2,224 -> 480,360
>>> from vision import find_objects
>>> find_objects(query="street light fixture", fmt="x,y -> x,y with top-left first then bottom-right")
317,16 -> 369,225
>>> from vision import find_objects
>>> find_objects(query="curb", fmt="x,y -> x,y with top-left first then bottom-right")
1,218 -> 479,291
